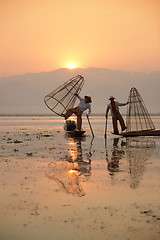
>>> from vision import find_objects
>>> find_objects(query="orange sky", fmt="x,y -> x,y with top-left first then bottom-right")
0,0 -> 160,77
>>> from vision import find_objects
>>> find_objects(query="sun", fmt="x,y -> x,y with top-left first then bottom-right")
66,63 -> 76,69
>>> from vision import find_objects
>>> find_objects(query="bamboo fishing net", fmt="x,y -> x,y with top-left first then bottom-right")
44,75 -> 84,116
126,87 -> 155,133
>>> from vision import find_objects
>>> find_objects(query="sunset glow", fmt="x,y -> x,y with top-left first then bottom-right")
67,63 -> 76,69
0,0 -> 160,77
69,169 -> 78,174
69,148 -> 77,160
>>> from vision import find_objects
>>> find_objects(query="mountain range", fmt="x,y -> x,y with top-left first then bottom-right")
0,68 -> 160,115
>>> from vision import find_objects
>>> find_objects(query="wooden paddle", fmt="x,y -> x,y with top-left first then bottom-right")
86,114 -> 94,138
104,117 -> 108,139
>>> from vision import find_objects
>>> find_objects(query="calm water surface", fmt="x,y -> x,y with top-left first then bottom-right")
0,116 -> 160,240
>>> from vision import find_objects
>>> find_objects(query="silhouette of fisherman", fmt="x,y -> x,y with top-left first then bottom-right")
106,96 -> 128,135
106,138 -> 125,175
62,93 -> 92,131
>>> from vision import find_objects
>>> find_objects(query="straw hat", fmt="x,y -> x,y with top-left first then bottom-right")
109,96 -> 115,100
84,96 -> 92,103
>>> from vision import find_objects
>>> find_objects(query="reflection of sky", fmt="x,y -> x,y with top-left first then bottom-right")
65,142 -> 77,160
1,116 -> 159,192
48,136 -> 92,197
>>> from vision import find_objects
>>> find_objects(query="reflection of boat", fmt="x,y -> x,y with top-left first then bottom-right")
64,120 -> 86,137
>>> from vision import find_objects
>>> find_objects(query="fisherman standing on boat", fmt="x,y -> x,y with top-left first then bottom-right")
62,93 -> 92,131
106,96 -> 128,135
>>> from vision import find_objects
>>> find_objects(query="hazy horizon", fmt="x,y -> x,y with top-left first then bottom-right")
0,68 -> 160,115
1,67 -> 160,80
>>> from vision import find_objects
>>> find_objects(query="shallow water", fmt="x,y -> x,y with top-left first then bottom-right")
0,116 -> 160,240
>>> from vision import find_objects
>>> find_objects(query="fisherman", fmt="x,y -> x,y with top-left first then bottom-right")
62,93 -> 92,131
106,96 -> 128,135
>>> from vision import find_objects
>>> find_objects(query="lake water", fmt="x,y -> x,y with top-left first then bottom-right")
0,116 -> 160,240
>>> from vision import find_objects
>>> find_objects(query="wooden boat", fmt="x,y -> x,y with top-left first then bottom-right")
66,130 -> 86,137
121,129 -> 160,137
64,120 -> 86,137
111,129 -> 160,137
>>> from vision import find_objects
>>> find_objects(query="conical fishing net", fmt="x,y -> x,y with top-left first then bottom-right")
126,87 -> 155,133
44,75 -> 84,116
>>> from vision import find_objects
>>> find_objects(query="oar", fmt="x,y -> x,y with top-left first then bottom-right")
104,117 -> 108,138
86,114 -> 94,138
104,117 -> 108,148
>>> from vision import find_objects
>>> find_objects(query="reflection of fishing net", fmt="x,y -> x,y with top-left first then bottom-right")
126,87 -> 155,133
44,75 -> 84,116
48,161 -> 85,197
126,138 -> 155,189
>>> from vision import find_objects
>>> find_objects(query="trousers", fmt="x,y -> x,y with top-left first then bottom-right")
112,111 -> 126,134
64,107 -> 83,130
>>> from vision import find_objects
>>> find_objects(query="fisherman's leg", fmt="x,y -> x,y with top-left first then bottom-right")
75,108 -> 83,130
117,112 -> 126,131
112,114 -> 119,134
77,116 -> 82,130
64,108 -> 75,119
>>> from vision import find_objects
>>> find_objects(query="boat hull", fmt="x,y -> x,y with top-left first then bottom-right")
66,130 -> 86,137
121,129 -> 160,137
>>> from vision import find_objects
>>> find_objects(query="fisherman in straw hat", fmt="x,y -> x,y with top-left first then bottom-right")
62,93 -> 92,131
106,96 -> 128,135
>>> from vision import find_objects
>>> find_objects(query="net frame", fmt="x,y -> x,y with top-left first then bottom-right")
44,75 -> 84,116
126,87 -> 155,133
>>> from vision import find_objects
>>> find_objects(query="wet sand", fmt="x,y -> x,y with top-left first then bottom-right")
0,116 -> 160,240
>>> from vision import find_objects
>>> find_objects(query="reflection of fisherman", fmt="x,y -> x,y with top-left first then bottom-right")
48,138 -> 91,197
106,138 -> 125,175
106,96 -> 128,135
62,93 -> 92,130
68,139 -> 91,176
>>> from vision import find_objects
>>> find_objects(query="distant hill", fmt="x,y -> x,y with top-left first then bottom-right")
0,68 -> 160,115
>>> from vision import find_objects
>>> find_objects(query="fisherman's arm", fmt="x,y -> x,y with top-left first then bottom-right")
87,105 -> 91,117
74,93 -> 83,101
118,102 -> 129,107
